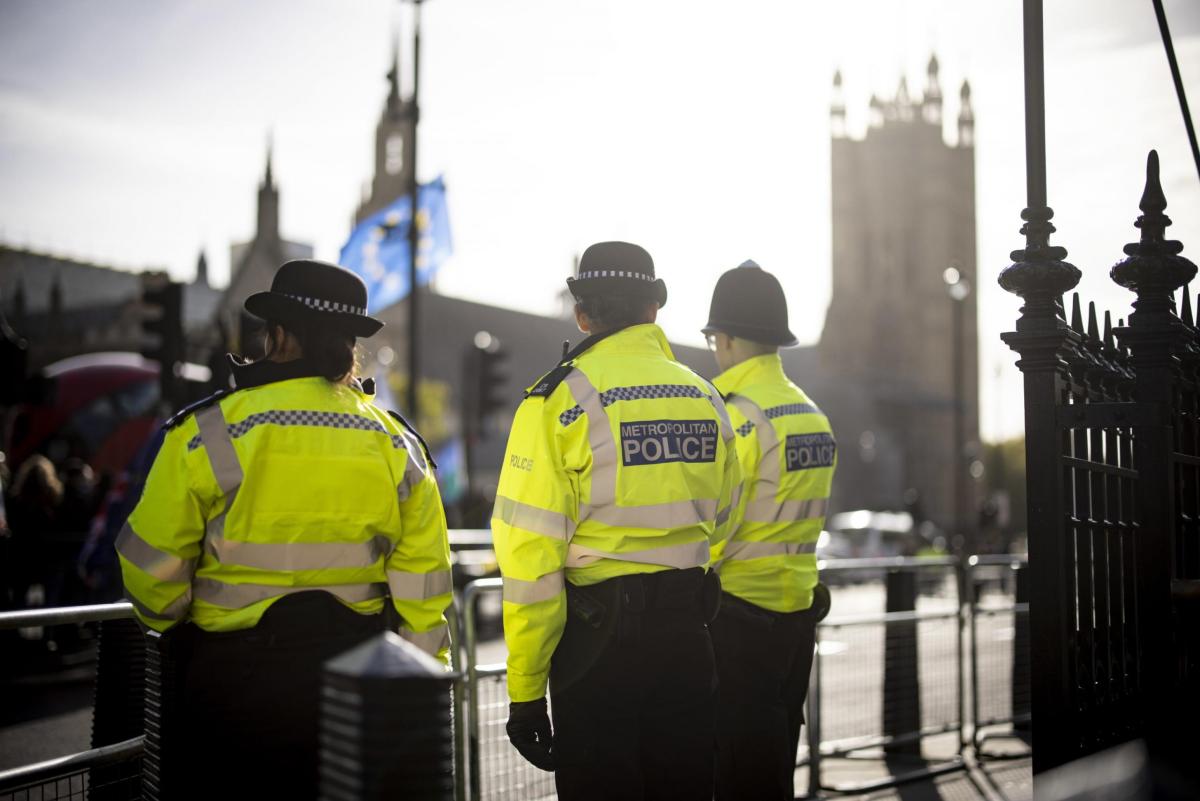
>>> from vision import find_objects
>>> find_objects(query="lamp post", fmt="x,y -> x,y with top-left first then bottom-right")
943,266 -> 971,553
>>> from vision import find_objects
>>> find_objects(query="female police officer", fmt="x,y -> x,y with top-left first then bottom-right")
117,259 -> 452,799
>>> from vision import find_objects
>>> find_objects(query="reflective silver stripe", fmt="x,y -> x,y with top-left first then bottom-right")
396,429 -> 430,502
195,404 -> 243,496
206,534 -> 391,572
493,495 -> 576,541
192,578 -> 387,608
721,539 -> 818,562
400,623 -> 450,656
566,369 -> 617,508
387,569 -> 453,601
503,572 -> 565,605
730,395 -> 778,487
700,384 -> 734,443
742,497 -> 829,524
583,498 -> 718,529
715,504 -> 732,528
566,539 -> 709,569
125,588 -> 190,623
116,523 -> 196,584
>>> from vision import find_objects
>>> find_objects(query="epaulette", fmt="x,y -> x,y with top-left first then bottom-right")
386,409 -> 438,471
525,363 -> 574,399
162,389 -> 234,431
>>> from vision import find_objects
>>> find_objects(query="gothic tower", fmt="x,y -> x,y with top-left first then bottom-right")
355,36 -> 415,225
818,55 -> 980,540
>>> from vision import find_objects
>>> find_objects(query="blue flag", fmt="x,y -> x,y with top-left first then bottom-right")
339,176 -> 452,313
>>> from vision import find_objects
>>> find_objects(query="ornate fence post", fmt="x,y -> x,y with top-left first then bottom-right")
1110,150 -> 1197,742
998,0 -> 1083,773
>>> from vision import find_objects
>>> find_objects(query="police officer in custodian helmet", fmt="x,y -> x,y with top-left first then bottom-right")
704,261 -> 835,800
493,242 -> 741,800
117,260 -> 452,799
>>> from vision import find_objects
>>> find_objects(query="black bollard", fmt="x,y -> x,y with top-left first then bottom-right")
883,569 -> 921,756
320,632 -> 456,801
141,629 -> 185,801
1012,565 -> 1031,736
89,617 -> 146,799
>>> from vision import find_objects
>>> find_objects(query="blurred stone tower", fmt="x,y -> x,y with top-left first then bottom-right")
355,35 -> 416,225
818,56 -> 979,542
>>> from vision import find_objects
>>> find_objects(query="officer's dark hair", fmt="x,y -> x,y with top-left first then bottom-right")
266,320 -> 361,384
575,294 -> 656,333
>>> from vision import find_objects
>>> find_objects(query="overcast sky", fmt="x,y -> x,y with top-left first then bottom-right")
1,0 -> 1198,441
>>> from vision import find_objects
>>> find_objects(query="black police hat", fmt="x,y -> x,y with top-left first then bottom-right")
244,259 -> 384,339
702,260 -> 797,347
566,241 -> 668,308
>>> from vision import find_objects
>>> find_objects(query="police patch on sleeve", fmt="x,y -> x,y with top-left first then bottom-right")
785,433 -> 837,471
620,419 -> 719,466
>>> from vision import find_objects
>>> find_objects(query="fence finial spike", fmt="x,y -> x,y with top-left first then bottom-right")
1087,301 -> 1100,341
1104,310 -> 1114,348
1070,292 -> 1084,334
1184,284 -> 1195,327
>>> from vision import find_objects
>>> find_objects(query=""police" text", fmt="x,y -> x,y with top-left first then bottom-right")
785,433 -> 836,471
620,419 -> 719,466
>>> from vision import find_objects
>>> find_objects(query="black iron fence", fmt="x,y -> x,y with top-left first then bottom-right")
1000,149 -> 1200,771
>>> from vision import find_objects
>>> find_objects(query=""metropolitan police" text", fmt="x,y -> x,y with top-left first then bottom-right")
620,419 -> 719,466
785,433 -> 836,471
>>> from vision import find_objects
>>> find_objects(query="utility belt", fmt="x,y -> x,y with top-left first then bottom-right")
172,590 -> 387,650
566,567 -> 722,633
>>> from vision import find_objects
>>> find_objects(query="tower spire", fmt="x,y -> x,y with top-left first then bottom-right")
263,131 -> 275,189
831,69 -> 846,139
957,79 -> 974,148
923,53 -> 943,125
387,27 -> 402,108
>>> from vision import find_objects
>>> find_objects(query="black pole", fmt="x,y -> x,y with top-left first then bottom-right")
952,292 -> 965,551
1023,0 -> 1047,213
406,0 -> 423,420
1152,0 -> 1200,185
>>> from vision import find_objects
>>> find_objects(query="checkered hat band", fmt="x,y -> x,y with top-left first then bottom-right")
574,270 -> 655,282
558,384 -> 707,426
283,293 -> 366,316
187,410 -> 408,451
764,402 -> 821,419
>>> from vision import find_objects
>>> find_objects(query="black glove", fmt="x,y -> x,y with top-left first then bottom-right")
506,698 -> 555,771
811,582 -> 832,623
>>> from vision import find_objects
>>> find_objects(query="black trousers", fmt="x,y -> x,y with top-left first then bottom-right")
710,592 -> 819,801
173,592 -> 385,801
549,568 -> 718,801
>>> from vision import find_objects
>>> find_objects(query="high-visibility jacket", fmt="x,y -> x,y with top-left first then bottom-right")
117,361 -> 453,661
492,324 -> 742,702
711,353 -> 835,614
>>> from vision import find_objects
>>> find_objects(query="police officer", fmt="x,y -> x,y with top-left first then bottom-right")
703,261 -> 835,801
117,260 -> 452,800
493,241 -> 740,801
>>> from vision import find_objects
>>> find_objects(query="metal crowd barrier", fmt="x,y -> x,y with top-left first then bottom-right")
0,551 -> 1030,800
800,556 -> 967,795
966,554 -> 1031,758
0,603 -> 143,801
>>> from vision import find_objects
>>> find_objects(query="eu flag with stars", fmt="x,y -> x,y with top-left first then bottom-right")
339,176 -> 452,313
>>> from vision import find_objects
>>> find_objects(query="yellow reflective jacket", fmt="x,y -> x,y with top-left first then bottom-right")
492,324 -> 742,702
117,363 -> 452,661
711,353 -> 835,613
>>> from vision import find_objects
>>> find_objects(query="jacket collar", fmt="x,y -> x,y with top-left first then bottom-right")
571,323 -> 676,362
713,352 -> 785,397
228,354 -> 330,391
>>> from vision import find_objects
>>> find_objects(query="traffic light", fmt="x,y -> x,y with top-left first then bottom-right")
140,272 -> 185,410
473,331 -> 508,422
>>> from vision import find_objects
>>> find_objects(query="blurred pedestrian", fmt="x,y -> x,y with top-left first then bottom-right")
493,241 -> 740,801
703,261 -> 836,801
5,454 -> 63,609
117,260 -> 453,800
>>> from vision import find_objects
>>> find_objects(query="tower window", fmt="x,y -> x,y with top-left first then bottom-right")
385,133 -> 404,175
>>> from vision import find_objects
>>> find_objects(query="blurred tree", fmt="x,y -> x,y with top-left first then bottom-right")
981,437 -> 1027,554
